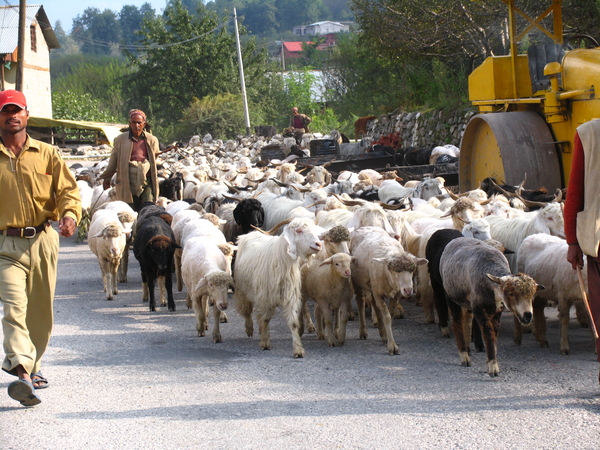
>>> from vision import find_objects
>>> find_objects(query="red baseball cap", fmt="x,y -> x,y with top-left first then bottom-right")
0,90 -> 27,110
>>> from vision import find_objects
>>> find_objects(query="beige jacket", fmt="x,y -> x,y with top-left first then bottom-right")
100,131 -> 160,204
576,119 -> 600,257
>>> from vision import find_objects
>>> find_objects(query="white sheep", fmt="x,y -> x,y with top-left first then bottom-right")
97,201 -> 138,283
234,218 -> 323,357
517,233 -> 591,354
486,202 -> 565,271
87,210 -> 127,300
301,253 -> 354,346
181,236 -> 235,343
351,226 -> 427,355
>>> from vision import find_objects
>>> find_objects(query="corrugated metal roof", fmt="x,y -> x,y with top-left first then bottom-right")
0,5 -> 58,54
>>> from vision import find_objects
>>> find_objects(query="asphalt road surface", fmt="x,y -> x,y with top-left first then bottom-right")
1,223 -> 600,449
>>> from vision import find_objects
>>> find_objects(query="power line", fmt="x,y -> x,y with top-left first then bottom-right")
70,18 -> 231,51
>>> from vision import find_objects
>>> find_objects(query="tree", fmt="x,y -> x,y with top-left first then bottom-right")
52,57 -> 131,119
274,0 -> 329,32
51,21 -> 80,56
125,0 -> 271,139
239,0 -> 278,36
71,8 -> 121,55
351,0 -> 600,67
53,90 -> 122,123
119,4 -> 156,49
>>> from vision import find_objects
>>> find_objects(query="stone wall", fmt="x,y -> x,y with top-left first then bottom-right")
367,107 -> 476,149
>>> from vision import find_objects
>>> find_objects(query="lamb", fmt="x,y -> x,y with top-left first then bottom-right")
97,201 -> 137,283
181,236 -> 235,343
350,226 -> 427,355
302,225 -> 352,332
233,218 -> 323,357
517,233 -> 591,354
87,210 -> 127,300
301,253 -> 353,346
439,237 -> 544,376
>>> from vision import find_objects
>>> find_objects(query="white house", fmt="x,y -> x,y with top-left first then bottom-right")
0,5 -> 58,117
293,21 -> 350,37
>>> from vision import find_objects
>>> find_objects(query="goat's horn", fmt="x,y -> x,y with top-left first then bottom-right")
333,193 -> 364,206
254,218 -> 293,236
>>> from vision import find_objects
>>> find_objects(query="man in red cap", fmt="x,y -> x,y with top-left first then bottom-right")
0,89 -> 81,406
98,109 -> 160,212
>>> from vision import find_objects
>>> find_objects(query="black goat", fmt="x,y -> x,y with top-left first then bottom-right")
159,172 -> 184,201
133,215 -> 180,312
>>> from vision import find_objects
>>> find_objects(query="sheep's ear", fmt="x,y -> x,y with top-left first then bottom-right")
283,226 -> 298,259
486,274 -> 503,284
440,211 -> 451,218
416,258 -> 428,266
319,256 -> 334,266
195,278 -> 207,293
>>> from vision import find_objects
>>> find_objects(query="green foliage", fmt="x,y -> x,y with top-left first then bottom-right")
283,69 -> 319,117
71,7 -> 121,55
310,107 -> 352,135
53,90 -> 122,123
51,57 -> 131,119
124,1 -> 269,135
178,93 -> 254,140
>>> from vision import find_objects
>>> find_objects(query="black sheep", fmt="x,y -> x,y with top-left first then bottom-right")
133,215 -> 180,312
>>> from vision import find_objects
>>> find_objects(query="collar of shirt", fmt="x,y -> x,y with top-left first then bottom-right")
128,129 -> 146,142
0,135 -> 39,157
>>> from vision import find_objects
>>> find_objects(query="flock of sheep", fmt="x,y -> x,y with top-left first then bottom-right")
70,131 -> 590,378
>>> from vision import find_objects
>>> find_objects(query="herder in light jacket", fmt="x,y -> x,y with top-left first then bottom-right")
99,109 -> 160,212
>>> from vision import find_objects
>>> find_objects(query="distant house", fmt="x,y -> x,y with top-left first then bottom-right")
283,41 -> 307,60
0,5 -> 58,117
293,21 -> 350,37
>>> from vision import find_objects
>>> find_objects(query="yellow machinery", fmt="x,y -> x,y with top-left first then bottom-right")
460,0 -> 600,191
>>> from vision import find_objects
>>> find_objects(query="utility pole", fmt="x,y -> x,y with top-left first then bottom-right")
233,8 -> 251,136
16,0 -> 26,91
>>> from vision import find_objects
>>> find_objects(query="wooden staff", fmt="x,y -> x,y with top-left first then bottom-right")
577,265 -> 599,339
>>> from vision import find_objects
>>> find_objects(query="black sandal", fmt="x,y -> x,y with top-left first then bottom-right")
31,371 -> 49,390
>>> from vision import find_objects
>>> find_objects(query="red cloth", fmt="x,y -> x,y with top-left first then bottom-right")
563,132 -> 585,245
130,137 -> 149,162
292,115 -> 304,129
564,131 -> 600,362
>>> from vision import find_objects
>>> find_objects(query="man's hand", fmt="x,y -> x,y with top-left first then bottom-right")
59,216 -> 76,238
567,243 -> 584,271
103,179 -> 111,190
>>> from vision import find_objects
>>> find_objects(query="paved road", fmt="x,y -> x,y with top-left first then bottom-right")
1,224 -> 600,449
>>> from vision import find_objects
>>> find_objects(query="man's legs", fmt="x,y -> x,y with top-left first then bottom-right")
0,229 -> 58,378
586,255 -> 600,363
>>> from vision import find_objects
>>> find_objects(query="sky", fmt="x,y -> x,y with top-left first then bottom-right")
38,0 -> 168,30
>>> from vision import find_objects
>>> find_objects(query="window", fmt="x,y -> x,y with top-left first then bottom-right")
30,25 -> 37,52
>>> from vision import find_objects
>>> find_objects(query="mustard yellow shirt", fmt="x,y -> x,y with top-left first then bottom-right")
0,135 -> 81,229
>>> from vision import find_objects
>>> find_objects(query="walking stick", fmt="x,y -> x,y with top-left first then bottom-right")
577,265 -> 599,339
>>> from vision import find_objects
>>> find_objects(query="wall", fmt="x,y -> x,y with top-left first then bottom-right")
366,107 -> 476,149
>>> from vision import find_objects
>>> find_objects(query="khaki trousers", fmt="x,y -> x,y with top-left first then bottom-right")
0,226 -> 59,376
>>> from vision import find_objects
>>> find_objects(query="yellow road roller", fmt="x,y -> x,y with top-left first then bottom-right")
460,0 -> 600,192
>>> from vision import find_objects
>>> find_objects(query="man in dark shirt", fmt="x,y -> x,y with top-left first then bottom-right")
289,107 -> 312,145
